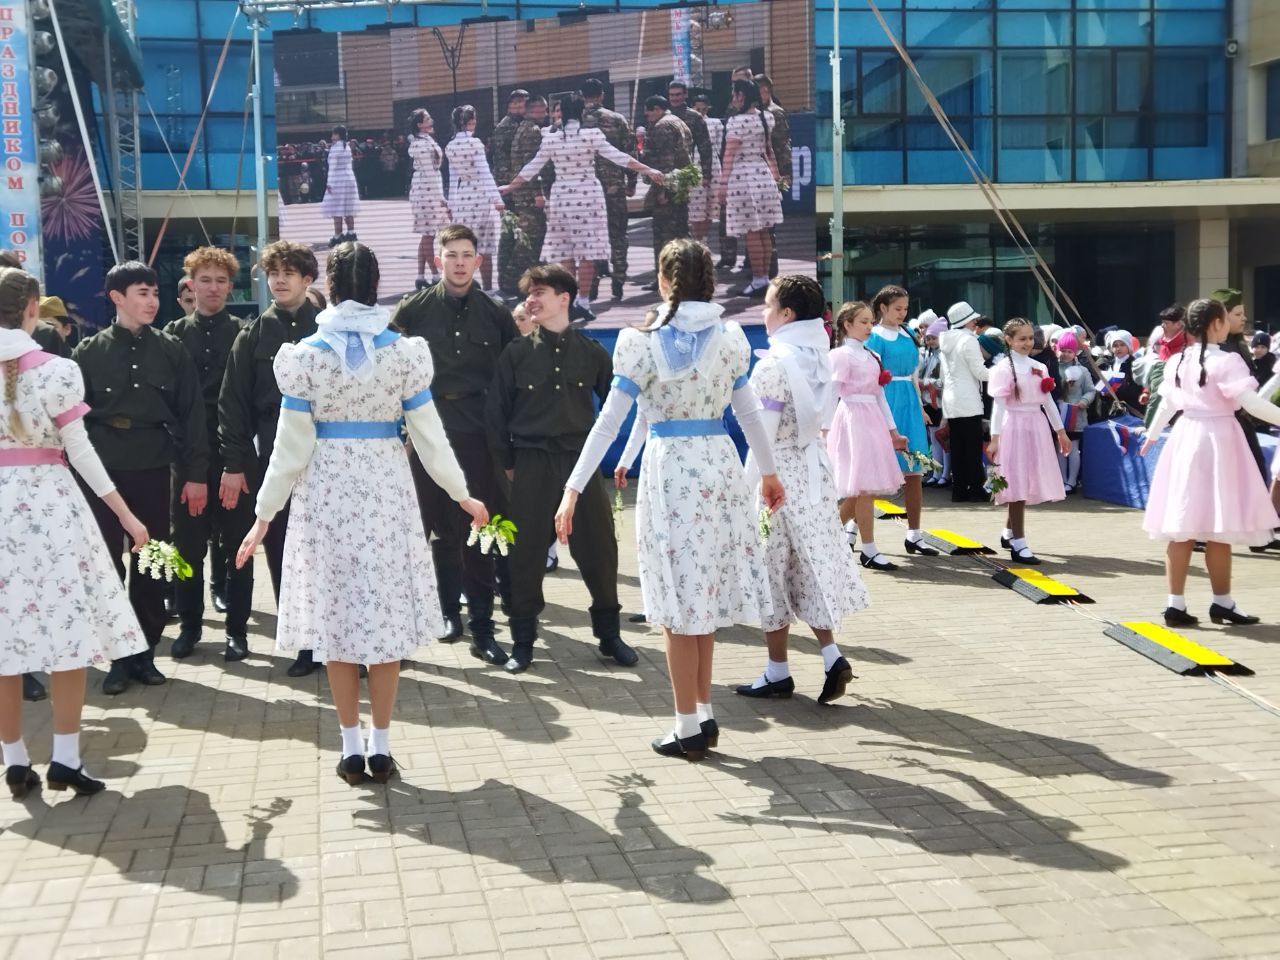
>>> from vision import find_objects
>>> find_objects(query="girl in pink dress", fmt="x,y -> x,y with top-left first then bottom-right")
986,318 -> 1071,566
1140,298 -> 1280,628
826,301 -> 907,571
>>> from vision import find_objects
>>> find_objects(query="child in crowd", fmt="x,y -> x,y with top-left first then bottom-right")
1054,330 -> 1094,492
987,318 -> 1071,565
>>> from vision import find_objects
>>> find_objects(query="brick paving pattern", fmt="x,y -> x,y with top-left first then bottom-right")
2,489 -> 1279,959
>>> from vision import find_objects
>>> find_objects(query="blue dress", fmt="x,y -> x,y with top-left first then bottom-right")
867,326 -> 928,472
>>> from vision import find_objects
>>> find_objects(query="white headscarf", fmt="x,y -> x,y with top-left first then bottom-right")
760,317 -> 834,436
0,327 -> 39,363
315,299 -> 390,382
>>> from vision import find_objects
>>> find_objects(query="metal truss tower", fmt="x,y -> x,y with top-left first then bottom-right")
104,0 -> 143,260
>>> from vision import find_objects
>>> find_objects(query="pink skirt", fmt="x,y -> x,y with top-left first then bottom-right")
827,396 -> 904,498
994,408 -> 1064,506
1143,414 -> 1280,546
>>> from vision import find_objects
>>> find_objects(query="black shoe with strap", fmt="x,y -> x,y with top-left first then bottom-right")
1163,607 -> 1199,628
734,675 -> 795,699
6,765 -> 39,800
818,657 -> 856,705
1010,546 -> 1041,566
700,719 -> 719,748
1209,603 -> 1260,626
46,762 -> 105,796
859,551 -> 899,571
651,731 -> 708,761
903,538 -> 939,557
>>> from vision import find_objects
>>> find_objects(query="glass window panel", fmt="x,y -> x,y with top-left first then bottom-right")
1153,53 -> 1209,113
1115,51 -> 1151,112
1075,50 -> 1112,114
1001,0 -> 1070,8
905,11 -> 992,48
906,51 -> 992,116
850,118 -> 905,185
997,12 -> 1071,47
1076,11 -> 1153,47
816,11 -> 902,48
198,0 -> 244,37
998,117 -> 1070,182
903,0 -> 990,9
1154,0 -> 1227,8
1153,113 -> 1223,178
1154,11 -> 1225,45
906,117 -> 990,184
139,41 -> 207,116
859,52 -> 902,115
1268,63 -> 1280,142
998,51 -> 1070,115
1075,116 -> 1148,180
1078,0 -> 1152,8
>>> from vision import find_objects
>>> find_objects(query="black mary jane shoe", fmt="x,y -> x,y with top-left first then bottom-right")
1163,607 -> 1199,628
859,552 -> 899,571
287,649 -> 318,678
734,676 -> 795,699
817,657 -> 856,705
651,731 -> 708,762
336,755 -> 366,786
6,765 -> 39,801
224,635 -> 249,662
545,553 -> 559,573
367,754 -> 398,784
903,538 -> 939,557
1000,535 -> 1012,549
22,673 -> 47,702
598,636 -> 640,667
1209,603 -> 1261,627
470,635 -> 510,667
700,720 -> 719,748
1248,538 -> 1280,553
435,616 -> 464,644
46,762 -> 105,796
1009,547 -> 1041,566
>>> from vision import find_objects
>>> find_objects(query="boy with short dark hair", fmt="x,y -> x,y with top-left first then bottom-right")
73,261 -> 207,694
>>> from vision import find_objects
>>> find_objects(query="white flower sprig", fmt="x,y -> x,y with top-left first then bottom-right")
904,450 -> 944,474
137,541 -> 193,582
612,488 -> 624,542
467,514 -> 518,557
986,464 -> 1009,500
758,507 -> 772,542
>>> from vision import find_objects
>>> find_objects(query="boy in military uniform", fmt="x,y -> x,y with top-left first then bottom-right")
217,240 -> 321,676
391,224 -> 516,666
492,89 -> 529,297
166,247 -> 251,662
581,78 -> 637,302
503,95 -> 550,295
73,261 -> 207,694
640,96 -> 692,277
485,264 -> 636,673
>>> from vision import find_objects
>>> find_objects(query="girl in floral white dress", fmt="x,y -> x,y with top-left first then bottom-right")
237,243 -> 487,786
736,276 -> 868,706
319,125 -> 360,246
557,239 -> 784,761
501,92 -> 663,315
407,109 -> 450,289
0,267 -> 150,800
717,79 -> 783,299
445,105 -> 504,292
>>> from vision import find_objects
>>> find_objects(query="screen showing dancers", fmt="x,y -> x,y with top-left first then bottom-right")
272,0 -> 816,328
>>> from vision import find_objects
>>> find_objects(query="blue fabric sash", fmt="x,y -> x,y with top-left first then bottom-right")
314,420 -> 402,439
648,418 -> 727,439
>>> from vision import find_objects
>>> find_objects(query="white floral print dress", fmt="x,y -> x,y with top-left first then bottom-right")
262,330 -> 468,664
409,134 -> 450,234
748,356 -> 869,632
319,139 -> 360,218
0,344 -> 145,673
607,309 -> 772,633
723,110 -> 783,237
446,132 -> 502,258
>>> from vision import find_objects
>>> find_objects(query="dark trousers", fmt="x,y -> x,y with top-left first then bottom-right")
652,203 -> 689,269
602,185 -> 629,280
410,428 -> 504,624
172,455 -> 255,636
83,466 -> 171,656
507,447 -> 619,626
948,414 -> 986,501
263,496 -> 291,601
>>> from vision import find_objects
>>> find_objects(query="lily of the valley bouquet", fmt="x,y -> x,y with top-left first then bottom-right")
468,514 -> 517,557
986,464 -> 1009,499
137,541 -> 193,582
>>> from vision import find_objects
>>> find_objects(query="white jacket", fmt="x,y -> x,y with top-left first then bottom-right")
939,328 -> 989,419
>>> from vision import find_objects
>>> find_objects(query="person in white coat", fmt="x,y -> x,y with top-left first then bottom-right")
939,301 -> 991,501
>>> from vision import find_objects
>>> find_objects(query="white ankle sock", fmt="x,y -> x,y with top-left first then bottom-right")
1168,594 -> 1186,611
51,732 -> 80,769
1011,538 -> 1028,552
821,644 -> 842,670
675,711 -> 700,739
696,702 -> 714,722
367,726 -> 390,757
1211,594 -> 1236,610
860,541 -> 878,558
1002,527 -> 1013,541
765,658 -> 790,682
340,724 -> 363,759
2,738 -> 29,768
906,529 -> 923,543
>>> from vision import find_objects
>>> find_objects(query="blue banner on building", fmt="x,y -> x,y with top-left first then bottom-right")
0,0 -> 43,279
781,110 -> 815,217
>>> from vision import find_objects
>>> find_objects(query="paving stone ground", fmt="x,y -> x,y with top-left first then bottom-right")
2,487 -> 1279,959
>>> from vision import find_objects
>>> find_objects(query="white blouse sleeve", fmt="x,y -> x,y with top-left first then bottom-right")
405,404 -> 470,501
61,418 -> 115,497
566,389 -> 635,493
617,409 -> 648,471
255,408 -> 317,522
516,137 -> 553,184
594,130 -> 636,170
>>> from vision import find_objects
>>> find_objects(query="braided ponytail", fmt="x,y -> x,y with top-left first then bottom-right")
648,238 -> 714,331
1183,297 -> 1226,388
0,267 -> 41,439
1001,317 -> 1033,400
325,241 -> 380,306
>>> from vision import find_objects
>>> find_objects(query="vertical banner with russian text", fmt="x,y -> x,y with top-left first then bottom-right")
0,0 -> 43,280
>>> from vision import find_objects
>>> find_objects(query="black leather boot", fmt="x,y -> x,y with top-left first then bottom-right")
130,651 -> 166,686
505,616 -> 537,674
466,592 -> 509,666
223,576 -> 254,662
591,608 -> 638,666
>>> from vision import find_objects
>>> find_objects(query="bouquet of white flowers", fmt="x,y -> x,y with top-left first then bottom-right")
758,507 -> 772,542
612,488 -> 624,542
986,464 -> 1009,499
904,450 -> 943,474
467,514 -> 518,557
137,541 -> 193,582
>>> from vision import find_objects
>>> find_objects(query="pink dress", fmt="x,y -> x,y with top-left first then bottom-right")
826,340 -> 904,498
989,357 -> 1065,506
1143,345 -> 1280,546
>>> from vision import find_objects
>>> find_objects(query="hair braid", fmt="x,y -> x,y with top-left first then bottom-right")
3,358 -> 22,439
0,266 -> 40,439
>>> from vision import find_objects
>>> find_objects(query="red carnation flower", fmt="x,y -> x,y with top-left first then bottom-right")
1040,376 -> 1056,394
878,370 -> 893,387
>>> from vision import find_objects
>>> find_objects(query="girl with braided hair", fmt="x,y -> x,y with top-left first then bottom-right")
717,79 -> 783,299
986,318 -> 1070,565
1140,297 -> 1280,628
236,242 -> 489,785
556,239 -> 785,761
1,266 -> 151,799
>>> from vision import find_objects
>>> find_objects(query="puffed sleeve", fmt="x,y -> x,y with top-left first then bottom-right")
1215,351 -> 1261,402
828,345 -> 853,386
273,343 -> 314,410
725,321 -> 752,389
39,357 -> 91,428
987,360 -> 1016,400
750,356 -> 788,414
610,327 -> 654,400
399,338 -> 469,502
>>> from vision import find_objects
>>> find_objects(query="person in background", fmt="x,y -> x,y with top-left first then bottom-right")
31,297 -> 71,358
1054,330 -> 1094,494
175,277 -> 196,325
581,80 -> 636,304
939,301 -> 991,502
1251,332 -> 1275,384
1142,304 -> 1187,428
689,93 -> 723,247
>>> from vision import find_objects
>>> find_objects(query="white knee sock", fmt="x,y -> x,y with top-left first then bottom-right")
367,726 -> 390,757
696,702 -> 714,723
1,738 -> 29,768
51,732 -> 80,769
340,724 -> 364,759
821,644 -> 842,670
